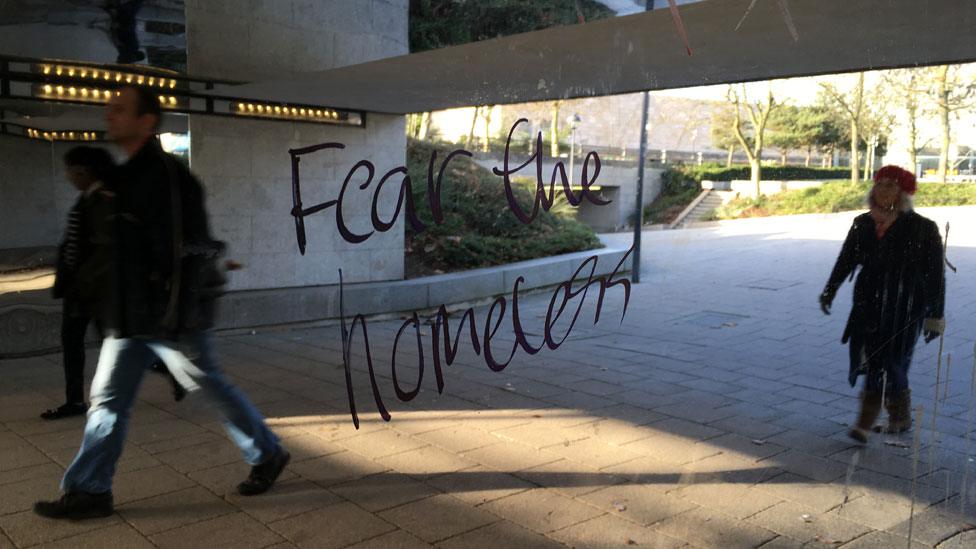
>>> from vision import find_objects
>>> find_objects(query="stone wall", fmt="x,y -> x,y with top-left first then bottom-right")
0,136 -> 79,250
184,0 -> 409,290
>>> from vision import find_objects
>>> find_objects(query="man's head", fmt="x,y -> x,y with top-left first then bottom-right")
105,85 -> 161,148
63,146 -> 115,191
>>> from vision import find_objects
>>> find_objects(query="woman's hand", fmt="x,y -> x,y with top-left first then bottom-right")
819,291 -> 833,315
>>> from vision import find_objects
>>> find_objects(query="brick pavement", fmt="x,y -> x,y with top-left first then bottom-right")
2,206 -> 976,548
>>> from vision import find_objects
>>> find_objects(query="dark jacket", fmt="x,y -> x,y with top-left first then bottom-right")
107,138 -> 221,339
823,210 -> 945,386
53,182 -> 116,322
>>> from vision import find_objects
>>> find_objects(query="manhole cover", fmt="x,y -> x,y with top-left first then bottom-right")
679,310 -> 749,329
739,278 -> 801,291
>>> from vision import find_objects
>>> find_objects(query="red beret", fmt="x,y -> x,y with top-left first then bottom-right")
874,165 -> 917,195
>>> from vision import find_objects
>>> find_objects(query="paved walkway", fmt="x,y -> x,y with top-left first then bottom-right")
2,207 -> 976,548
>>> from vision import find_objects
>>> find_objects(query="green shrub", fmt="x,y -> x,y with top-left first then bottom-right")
709,181 -> 976,220
405,139 -> 601,274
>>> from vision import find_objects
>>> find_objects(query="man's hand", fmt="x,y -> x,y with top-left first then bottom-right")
924,331 -> 940,343
819,291 -> 833,315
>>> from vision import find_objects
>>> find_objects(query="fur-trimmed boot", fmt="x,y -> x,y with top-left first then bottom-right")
873,389 -> 912,434
848,391 -> 882,444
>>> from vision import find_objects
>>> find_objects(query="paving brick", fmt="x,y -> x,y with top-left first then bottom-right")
117,486 -> 236,536
458,441 -> 561,472
150,512 -> 283,548
543,436 -> 645,469
424,466 -> 535,506
113,464 -> 196,505
833,494 -> 914,531
377,444 -> 477,477
937,529 -> 976,549
579,484 -> 699,526
655,506 -> 777,548
289,451 -> 388,486
516,458 -> 625,497
674,481 -> 782,519
840,530 -> 931,548
549,513 -> 685,549
0,476 -> 57,516
762,449 -> 848,482
378,494 -> 498,542
887,506 -> 972,547
746,501 -> 869,545
434,521 -> 564,549
270,502 -> 396,548
0,509 -> 121,547
756,473 -> 851,513
480,488 -> 604,533
345,530 -> 433,549
225,478 -> 342,522
337,427 -> 429,459
331,472 -> 439,512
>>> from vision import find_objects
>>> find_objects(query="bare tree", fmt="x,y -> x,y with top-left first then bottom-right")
728,84 -> 776,198
880,69 -> 926,175
482,105 -> 494,153
927,65 -> 976,182
465,106 -> 480,149
820,72 -> 865,184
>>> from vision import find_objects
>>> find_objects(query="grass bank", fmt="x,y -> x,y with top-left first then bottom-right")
709,180 -> 976,220
405,139 -> 601,277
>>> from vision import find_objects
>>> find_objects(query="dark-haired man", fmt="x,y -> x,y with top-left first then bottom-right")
35,86 -> 289,520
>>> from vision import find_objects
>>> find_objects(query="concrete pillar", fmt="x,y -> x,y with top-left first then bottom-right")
184,0 -> 408,291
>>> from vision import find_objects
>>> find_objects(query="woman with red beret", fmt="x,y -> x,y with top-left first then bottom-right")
819,165 -> 946,443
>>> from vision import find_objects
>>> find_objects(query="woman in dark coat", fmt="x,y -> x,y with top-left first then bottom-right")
819,165 -> 945,443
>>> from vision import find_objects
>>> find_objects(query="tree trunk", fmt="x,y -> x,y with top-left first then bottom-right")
750,158 -> 761,198
938,66 -> 951,183
726,145 -> 734,168
780,151 -> 787,165
466,106 -> 479,149
482,106 -> 492,153
805,148 -> 811,167
550,101 -> 560,157
418,111 -> 431,140
850,119 -> 859,184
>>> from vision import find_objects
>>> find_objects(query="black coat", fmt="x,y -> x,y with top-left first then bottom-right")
53,183 -> 116,321
107,139 -> 218,339
823,210 -> 945,386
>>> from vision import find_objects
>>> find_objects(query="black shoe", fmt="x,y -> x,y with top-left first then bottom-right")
237,449 -> 290,496
40,402 -> 88,420
116,50 -> 146,64
33,491 -> 113,520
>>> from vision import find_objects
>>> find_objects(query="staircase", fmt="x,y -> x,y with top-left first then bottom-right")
670,190 -> 725,229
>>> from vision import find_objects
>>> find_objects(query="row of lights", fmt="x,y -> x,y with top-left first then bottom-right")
39,64 -> 177,89
38,84 -> 180,108
236,102 -> 342,120
25,128 -> 101,141
40,84 -> 118,102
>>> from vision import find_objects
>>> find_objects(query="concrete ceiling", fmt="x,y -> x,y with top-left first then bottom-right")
212,0 -> 976,115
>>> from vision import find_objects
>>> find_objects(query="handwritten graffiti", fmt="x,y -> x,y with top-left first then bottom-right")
288,118 -> 633,427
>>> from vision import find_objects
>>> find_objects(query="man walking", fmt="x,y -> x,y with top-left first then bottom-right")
35,86 -> 289,520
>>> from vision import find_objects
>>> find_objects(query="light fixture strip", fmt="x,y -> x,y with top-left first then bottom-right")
12,124 -> 103,142
224,100 -> 364,126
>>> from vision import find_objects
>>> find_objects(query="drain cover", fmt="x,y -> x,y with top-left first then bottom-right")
680,310 -> 750,329
739,278 -> 800,291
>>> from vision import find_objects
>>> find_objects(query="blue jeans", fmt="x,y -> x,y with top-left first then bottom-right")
61,331 -> 280,494
863,346 -> 913,395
